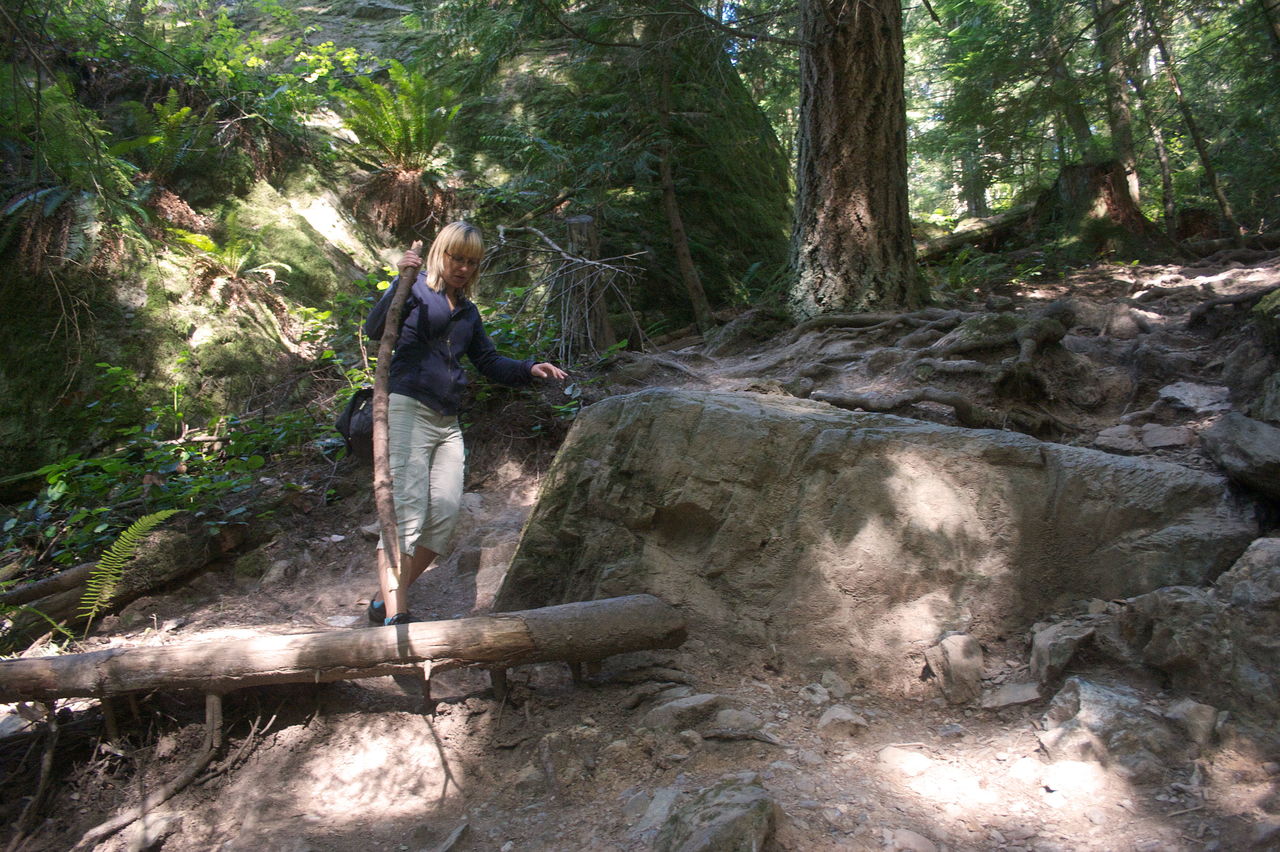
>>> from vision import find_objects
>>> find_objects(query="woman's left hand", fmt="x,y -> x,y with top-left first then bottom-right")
531,362 -> 568,381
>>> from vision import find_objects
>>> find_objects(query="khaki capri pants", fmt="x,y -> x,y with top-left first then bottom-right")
377,393 -> 465,588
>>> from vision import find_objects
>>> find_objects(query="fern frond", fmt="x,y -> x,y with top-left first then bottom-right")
79,509 -> 181,632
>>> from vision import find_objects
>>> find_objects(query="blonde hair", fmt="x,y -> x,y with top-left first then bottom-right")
425,221 -> 485,296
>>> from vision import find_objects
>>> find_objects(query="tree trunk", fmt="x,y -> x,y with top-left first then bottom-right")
1140,0 -> 1243,244
1028,161 -> 1170,256
1259,0 -> 1280,63
566,215 -> 616,355
656,63 -> 714,334
0,595 -> 687,702
1093,0 -> 1140,203
1026,0 -> 1095,157
791,0 -> 923,318
1131,73 -> 1177,238
958,146 -> 990,219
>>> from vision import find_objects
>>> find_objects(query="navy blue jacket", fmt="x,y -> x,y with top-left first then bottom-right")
364,272 -> 533,415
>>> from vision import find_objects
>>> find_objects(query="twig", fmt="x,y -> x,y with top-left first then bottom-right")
72,693 -> 224,850
1166,804 -> 1206,817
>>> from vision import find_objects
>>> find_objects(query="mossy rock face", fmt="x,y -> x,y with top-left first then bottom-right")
0,168 -> 381,476
221,179 -> 357,306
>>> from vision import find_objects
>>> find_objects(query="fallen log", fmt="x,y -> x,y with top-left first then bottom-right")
1,517 -> 221,653
0,595 -> 686,702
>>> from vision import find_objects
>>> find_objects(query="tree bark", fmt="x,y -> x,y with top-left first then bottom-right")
1140,0 -> 1243,245
565,215 -> 616,356
1131,72 -> 1177,238
791,0 -> 923,317
1026,0 -> 1095,157
1093,0 -> 1140,203
0,595 -> 687,702
656,62 -> 714,334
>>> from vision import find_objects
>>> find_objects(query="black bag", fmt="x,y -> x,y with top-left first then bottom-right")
335,387 -> 374,464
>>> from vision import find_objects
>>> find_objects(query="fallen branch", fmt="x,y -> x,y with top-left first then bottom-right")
1185,283 -> 1280,328
0,595 -> 686,702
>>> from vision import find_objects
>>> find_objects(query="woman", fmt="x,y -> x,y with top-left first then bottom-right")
363,221 -> 567,625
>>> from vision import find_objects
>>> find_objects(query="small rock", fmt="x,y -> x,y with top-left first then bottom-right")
816,704 -> 869,738
633,786 -> 680,835
622,790 -> 651,824
654,779 -> 778,852
1251,818 -> 1280,847
1158,382 -> 1231,414
877,746 -> 934,777
888,827 -> 938,852
711,707 -> 761,730
1201,412 -> 1280,500
1031,621 -> 1095,684
981,681 -> 1041,708
924,633 -> 984,704
640,693 -> 732,731
1140,423 -> 1196,449
1164,698 -> 1217,746
1039,678 -> 1181,783
1094,425 -> 1144,454
820,670 -> 851,698
799,683 -> 830,705
325,615 -> 364,628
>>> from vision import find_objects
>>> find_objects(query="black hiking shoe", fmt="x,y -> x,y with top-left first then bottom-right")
384,612 -> 415,626
366,596 -> 385,624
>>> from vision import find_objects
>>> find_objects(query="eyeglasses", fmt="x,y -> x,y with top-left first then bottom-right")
444,251 -> 481,269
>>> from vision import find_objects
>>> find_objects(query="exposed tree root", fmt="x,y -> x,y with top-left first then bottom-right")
812,387 -> 1055,435
786,308 -> 963,344
1185,283 -> 1280,328
911,357 -> 992,375
4,703 -> 59,852
72,694 -> 223,851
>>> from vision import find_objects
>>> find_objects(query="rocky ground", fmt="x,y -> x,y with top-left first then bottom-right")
3,251 -> 1280,851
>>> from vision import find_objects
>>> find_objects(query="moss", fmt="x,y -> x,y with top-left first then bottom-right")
1253,289 -> 1280,352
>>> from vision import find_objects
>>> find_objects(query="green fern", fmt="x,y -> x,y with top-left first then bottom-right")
338,61 -> 460,170
79,510 -> 181,632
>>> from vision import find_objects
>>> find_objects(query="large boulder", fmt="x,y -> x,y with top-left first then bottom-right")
496,390 -> 1256,686
1116,537 -> 1280,716
1201,411 -> 1280,500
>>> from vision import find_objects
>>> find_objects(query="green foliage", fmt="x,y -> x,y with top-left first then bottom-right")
79,509 -> 181,631
0,68 -> 147,272
118,89 -> 217,185
337,62 -> 460,172
0,362 -> 331,575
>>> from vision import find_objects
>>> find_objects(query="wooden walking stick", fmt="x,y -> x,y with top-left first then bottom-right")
372,239 -> 423,600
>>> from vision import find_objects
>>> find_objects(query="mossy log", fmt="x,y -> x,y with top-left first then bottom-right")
0,517 -> 225,653
0,594 -> 687,702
